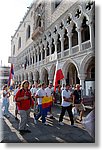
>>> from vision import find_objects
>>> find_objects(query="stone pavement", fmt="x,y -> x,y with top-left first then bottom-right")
0,95 -> 95,143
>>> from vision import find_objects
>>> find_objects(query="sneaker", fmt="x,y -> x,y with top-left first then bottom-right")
6,115 -> 10,118
59,122 -> 64,126
15,117 -> 19,121
25,129 -> 31,133
71,124 -> 77,127
44,122 -> 48,125
19,130 -> 25,135
50,116 -> 55,119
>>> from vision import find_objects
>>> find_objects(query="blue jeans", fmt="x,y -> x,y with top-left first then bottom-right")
2,99 -> 9,116
35,104 -> 47,123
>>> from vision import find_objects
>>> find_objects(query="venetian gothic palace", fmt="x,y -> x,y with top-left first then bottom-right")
9,0 -> 95,96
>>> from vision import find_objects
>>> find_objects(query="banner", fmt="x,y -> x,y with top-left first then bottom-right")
42,96 -> 53,109
8,64 -> 14,87
53,61 -> 64,92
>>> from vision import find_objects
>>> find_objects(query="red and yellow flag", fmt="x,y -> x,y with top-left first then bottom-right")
42,96 -> 53,109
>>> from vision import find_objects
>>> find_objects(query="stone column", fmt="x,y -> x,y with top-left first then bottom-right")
31,52 -> 34,64
88,21 -> 95,48
48,39 -> 52,55
24,73 -> 26,80
53,36 -> 58,54
67,32 -> 73,55
76,27 -> 82,51
48,71 -> 53,84
78,74 -> 86,96
60,35 -> 64,58
28,72 -> 31,83
33,72 -> 37,84
36,48 -> 39,63
44,42 -> 47,58
39,44 -> 43,61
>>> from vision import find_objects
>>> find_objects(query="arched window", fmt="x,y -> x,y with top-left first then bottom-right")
36,16 -> 41,29
57,34 -> 61,53
55,0 -> 62,8
36,54 -> 37,62
42,45 -> 45,59
18,37 -> 21,49
39,48 -> 41,61
81,16 -> 90,43
72,24 -> 78,47
64,29 -> 69,50
51,38 -> 55,54
33,55 -> 34,64
46,42 -> 49,56
26,25 -> 31,40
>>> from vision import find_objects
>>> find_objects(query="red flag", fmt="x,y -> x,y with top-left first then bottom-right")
8,64 -> 14,86
53,61 -> 64,92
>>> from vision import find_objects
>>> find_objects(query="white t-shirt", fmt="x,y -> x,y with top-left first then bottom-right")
61,89 -> 72,107
45,87 -> 52,96
30,87 -> 37,96
36,88 -> 46,105
3,90 -> 9,103
3,90 -> 7,98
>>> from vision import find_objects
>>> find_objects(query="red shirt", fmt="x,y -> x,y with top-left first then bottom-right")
15,88 -> 32,110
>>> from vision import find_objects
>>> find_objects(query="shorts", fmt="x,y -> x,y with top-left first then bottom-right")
74,103 -> 85,111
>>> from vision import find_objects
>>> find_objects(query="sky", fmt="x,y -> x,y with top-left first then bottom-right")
0,0 -> 34,66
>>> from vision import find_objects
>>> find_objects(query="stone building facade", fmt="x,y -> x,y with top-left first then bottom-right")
9,0 -> 95,95
0,66 -> 10,89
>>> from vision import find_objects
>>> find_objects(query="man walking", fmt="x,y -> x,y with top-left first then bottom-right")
34,83 -> 48,125
59,84 -> 74,126
72,84 -> 84,122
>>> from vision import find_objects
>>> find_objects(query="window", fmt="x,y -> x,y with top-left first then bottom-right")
81,17 -> 90,43
42,45 -> 45,59
39,52 -> 41,61
51,38 -> 55,54
46,42 -> 49,56
18,37 -> 21,49
57,34 -> 61,53
51,0 -> 62,13
64,29 -> 69,50
72,24 -> 78,47
26,25 -> 31,40
55,0 -> 62,8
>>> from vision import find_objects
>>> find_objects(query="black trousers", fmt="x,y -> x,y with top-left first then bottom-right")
59,105 -> 74,125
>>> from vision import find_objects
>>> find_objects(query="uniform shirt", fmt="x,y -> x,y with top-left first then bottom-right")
45,87 -> 52,96
35,88 -> 46,105
33,88 -> 38,96
15,88 -> 32,110
61,89 -> 72,107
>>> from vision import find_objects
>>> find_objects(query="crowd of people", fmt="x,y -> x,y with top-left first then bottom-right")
1,80 -> 86,135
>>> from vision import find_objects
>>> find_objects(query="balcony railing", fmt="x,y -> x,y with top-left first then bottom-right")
64,49 -> 69,56
57,53 -> 61,59
32,26 -> 44,40
15,40 -> 93,71
72,45 -> 79,54
82,40 -> 91,50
